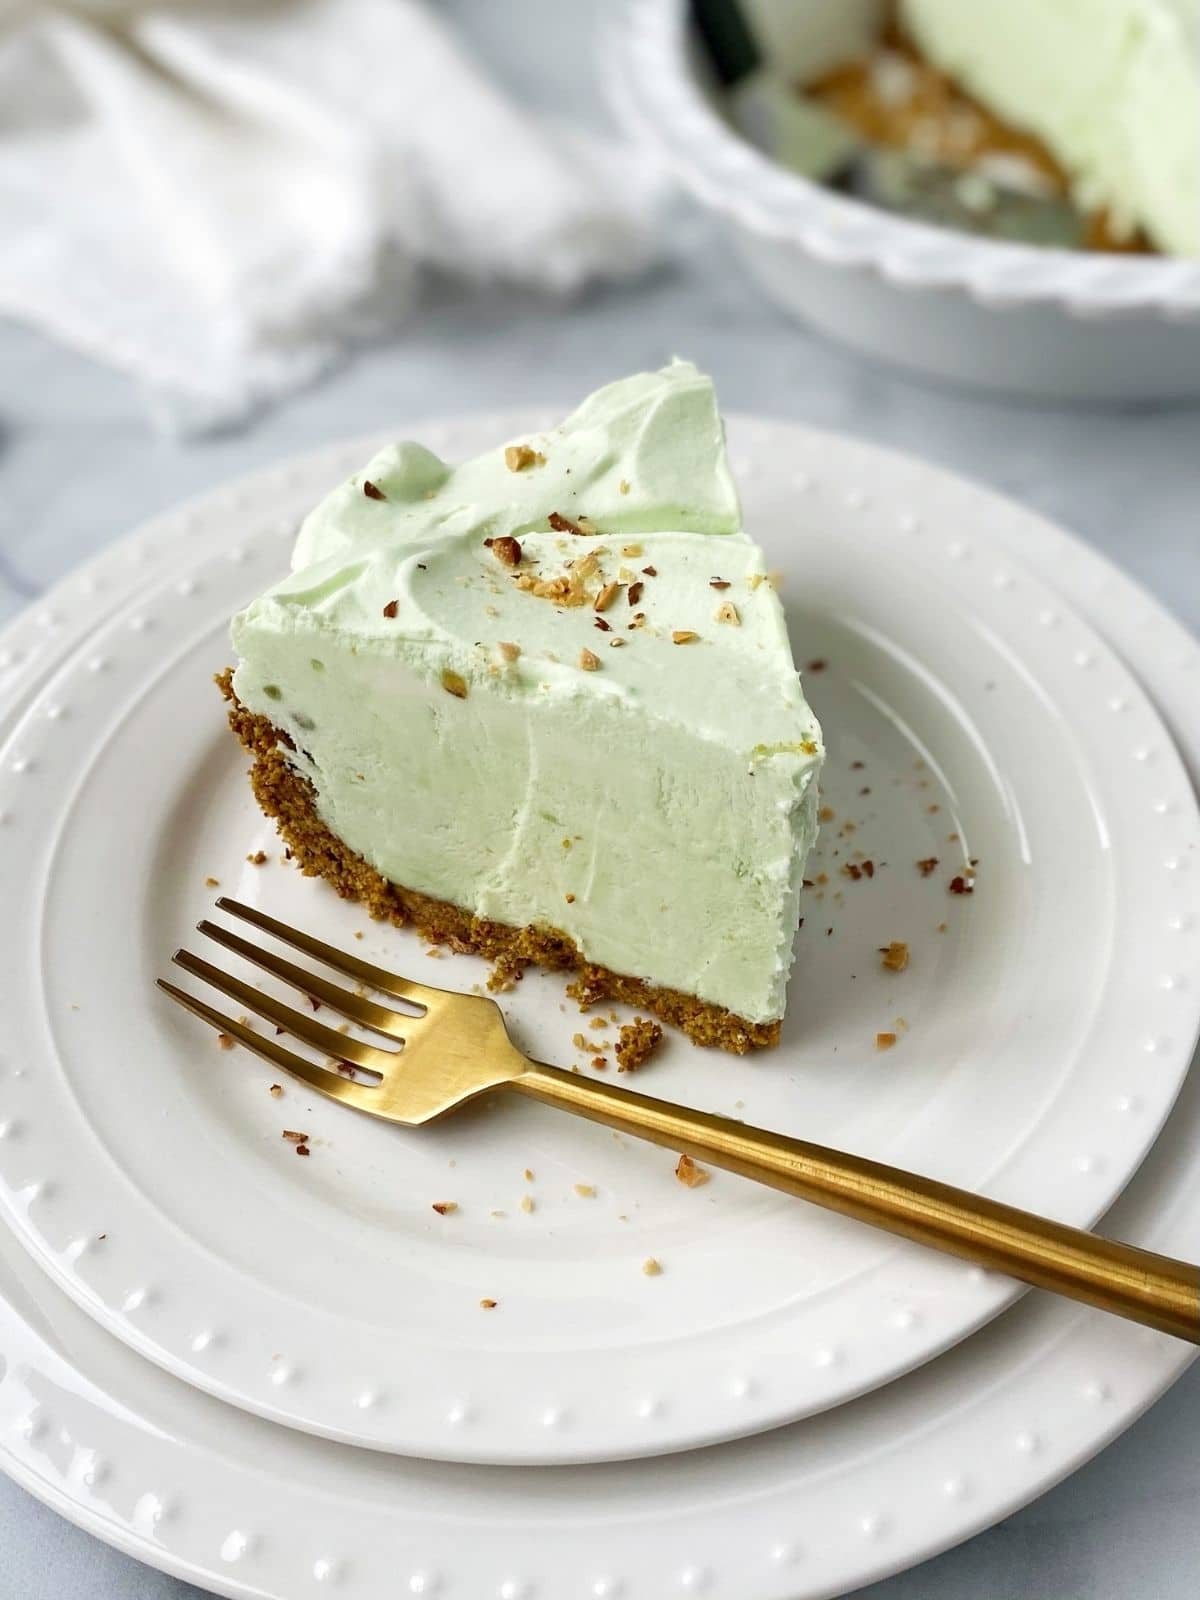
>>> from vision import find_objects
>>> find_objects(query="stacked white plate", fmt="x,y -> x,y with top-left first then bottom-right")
0,412 -> 1196,1598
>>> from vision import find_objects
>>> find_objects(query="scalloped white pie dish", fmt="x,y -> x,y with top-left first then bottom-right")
606,0 -> 1200,400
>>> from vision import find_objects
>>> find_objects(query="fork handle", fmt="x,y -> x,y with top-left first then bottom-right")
510,1063 -> 1200,1343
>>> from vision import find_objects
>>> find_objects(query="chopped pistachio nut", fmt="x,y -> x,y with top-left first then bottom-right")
880,941 -> 909,973
489,535 -> 522,568
675,1154 -> 711,1188
548,511 -> 585,536
504,443 -> 544,472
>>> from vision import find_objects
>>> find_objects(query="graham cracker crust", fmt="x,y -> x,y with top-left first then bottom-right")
217,671 -> 780,1054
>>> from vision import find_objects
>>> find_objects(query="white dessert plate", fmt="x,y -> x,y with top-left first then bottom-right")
0,455 -> 1196,1599
0,415 -> 1196,1468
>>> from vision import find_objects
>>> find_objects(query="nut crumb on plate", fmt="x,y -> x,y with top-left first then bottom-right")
642,1257 -> 663,1277
245,850 -> 268,865
431,1201 -> 458,1215
675,1154 -> 710,1188
574,1183 -> 596,1198
217,1033 -> 234,1050
479,1298 -> 498,1309
875,1032 -> 898,1051
282,1129 -> 308,1143
880,941 -> 909,972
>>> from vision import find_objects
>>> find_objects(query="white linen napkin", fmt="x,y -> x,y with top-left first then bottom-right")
0,0 -> 664,431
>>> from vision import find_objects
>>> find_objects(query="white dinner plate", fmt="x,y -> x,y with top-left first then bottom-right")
0,417 -> 1196,1469
0,427 -> 1196,1599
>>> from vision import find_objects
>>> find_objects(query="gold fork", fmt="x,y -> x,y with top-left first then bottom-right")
159,897 -> 1199,1344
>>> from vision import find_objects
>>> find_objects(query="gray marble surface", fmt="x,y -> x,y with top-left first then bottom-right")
0,3 -> 1198,1597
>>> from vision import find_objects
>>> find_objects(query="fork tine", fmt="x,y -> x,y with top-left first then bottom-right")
156,980 -> 377,1110
215,897 -> 433,1010
171,950 -> 397,1068
197,920 -> 406,1040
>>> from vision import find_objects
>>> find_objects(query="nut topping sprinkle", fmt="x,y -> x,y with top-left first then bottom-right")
579,647 -> 601,672
362,479 -> 387,500
714,601 -> 740,625
548,511 -> 586,536
488,534 -> 522,568
504,444 -> 544,472
672,630 -> 699,645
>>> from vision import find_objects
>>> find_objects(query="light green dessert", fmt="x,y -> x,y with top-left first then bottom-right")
899,0 -> 1200,256
228,362 -> 823,1048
